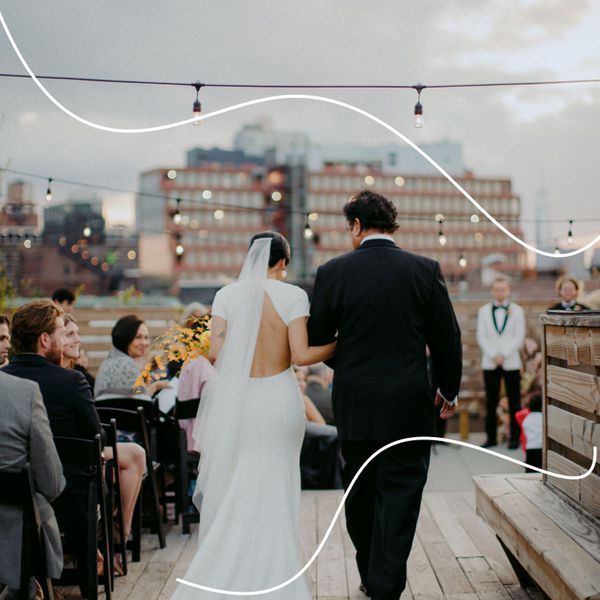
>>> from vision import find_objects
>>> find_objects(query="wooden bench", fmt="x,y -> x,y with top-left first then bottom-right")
475,474 -> 600,600
475,311 -> 600,600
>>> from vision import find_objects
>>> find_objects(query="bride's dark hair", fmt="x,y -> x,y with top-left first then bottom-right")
249,231 -> 291,267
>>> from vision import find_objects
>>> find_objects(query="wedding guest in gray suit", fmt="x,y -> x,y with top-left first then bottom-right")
0,371 -> 65,596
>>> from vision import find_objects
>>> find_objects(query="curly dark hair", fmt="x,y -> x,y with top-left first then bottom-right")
343,190 -> 399,233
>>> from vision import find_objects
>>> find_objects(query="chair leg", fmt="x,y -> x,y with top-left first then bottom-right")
161,465 -> 168,524
86,494 -> 99,600
129,493 -> 142,562
145,454 -> 166,549
99,478 -> 113,599
112,459 -> 128,576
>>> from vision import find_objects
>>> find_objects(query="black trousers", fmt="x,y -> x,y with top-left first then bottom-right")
525,448 -> 542,472
483,368 -> 521,444
341,440 -> 431,600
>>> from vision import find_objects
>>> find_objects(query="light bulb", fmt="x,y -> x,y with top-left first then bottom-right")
414,101 -> 423,128
83,225 -> 91,238
439,233 -> 447,246
304,225 -> 313,240
459,255 -> 467,268
192,99 -> 202,126
176,243 -> 184,256
173,210 -> 182,225
46,178 -> 53,202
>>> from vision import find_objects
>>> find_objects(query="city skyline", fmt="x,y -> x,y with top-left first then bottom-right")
1,1 -> 599,257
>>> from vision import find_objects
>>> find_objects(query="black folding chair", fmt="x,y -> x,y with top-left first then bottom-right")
53,434 -> 112,600
100,418 -> 127,578
0,465 -> 54,600
95,397 -> 167,520
95,407 -> 166,556
173,397 -> 201,534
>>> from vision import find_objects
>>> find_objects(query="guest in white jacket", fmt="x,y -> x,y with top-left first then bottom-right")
476,277 -> 525,449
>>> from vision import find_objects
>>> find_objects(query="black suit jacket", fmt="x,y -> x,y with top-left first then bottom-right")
2,354 -> 102,524
308,239 -> 462,441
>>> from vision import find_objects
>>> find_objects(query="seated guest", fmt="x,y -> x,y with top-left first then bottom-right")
296,369 -> 343,489
0,371 -> 65,598
305,364 -> 335,425
0,315 -> 10,367
2,299 -> 102,597
182,302 -> 209,328
548,276 -> 590,311
62,315 -> 95,389
62,315 -> 145,570
177,355 -> 216,449
94,314 -> 170,398
51,288 -> 76,315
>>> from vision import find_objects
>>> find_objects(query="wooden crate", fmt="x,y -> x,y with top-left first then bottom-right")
541,312 -> 600,520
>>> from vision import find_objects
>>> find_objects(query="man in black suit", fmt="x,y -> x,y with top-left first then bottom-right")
2,299 -> 102,596
308,190 -> 462,600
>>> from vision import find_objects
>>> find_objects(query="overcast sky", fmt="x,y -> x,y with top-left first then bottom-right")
1,0 -> 599,251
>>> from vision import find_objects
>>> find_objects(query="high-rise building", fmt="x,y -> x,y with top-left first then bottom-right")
304,167 -> 525,281
137,147 -> 526,290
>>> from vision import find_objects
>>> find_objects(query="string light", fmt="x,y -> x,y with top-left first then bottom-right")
554,239 -> 561,254
83,223 -> 91,238
192,81 -> 203,126
45,178 -> 52,202
3,168 -> 599,227
567,219 -> 574,245
175,233 -> 184,262
304,218 -> 313,240
436,215 -> 446,246
414,84 -> 425,128
459,252 -> 467,268
173,197 -> 182,225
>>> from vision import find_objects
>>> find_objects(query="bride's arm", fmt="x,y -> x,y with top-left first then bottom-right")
208,315 -> 227,364
289,317 -> 336,367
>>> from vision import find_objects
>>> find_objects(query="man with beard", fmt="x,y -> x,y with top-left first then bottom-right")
2,299 -> 102,597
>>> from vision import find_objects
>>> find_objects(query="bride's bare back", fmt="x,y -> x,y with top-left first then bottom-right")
251,293 -> 292,377
208,280 -> 336,373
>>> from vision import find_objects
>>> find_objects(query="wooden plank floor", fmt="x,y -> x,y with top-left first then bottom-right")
58,490 -> 543,600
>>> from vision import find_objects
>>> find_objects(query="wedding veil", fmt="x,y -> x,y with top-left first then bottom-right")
191,237 -> 272,533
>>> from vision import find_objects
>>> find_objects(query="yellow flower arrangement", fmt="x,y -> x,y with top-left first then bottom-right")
135,315 -> 211,388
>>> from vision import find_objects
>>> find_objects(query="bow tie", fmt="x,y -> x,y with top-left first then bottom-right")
493,304 -> 509,311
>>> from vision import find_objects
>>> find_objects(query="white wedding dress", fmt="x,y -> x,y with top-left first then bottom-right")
171,240 -> 313,600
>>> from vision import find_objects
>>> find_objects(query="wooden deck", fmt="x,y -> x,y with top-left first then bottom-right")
58,490 -> 542,600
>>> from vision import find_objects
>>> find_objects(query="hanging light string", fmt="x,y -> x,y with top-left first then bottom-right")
2,168 -> 598,231
3,71 -> 600,127
2,71 -> 600,91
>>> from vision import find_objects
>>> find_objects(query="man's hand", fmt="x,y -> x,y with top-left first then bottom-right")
494,354 -> 504,367
435,391 -> 457,419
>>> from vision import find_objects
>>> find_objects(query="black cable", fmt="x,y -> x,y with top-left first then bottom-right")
1,72 -> 599,90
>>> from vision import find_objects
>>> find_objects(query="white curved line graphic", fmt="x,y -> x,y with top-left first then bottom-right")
175,436 -> 597,596
2,9 -> 599,259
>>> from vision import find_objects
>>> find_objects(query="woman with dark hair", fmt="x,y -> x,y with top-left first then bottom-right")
94,314 -> 169,398
171,232 -> 335,600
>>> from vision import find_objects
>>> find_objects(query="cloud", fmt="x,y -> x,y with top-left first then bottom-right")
0,0 -> 598,251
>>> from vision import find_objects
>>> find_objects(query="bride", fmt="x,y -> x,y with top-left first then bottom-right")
170,232 -> 336,599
